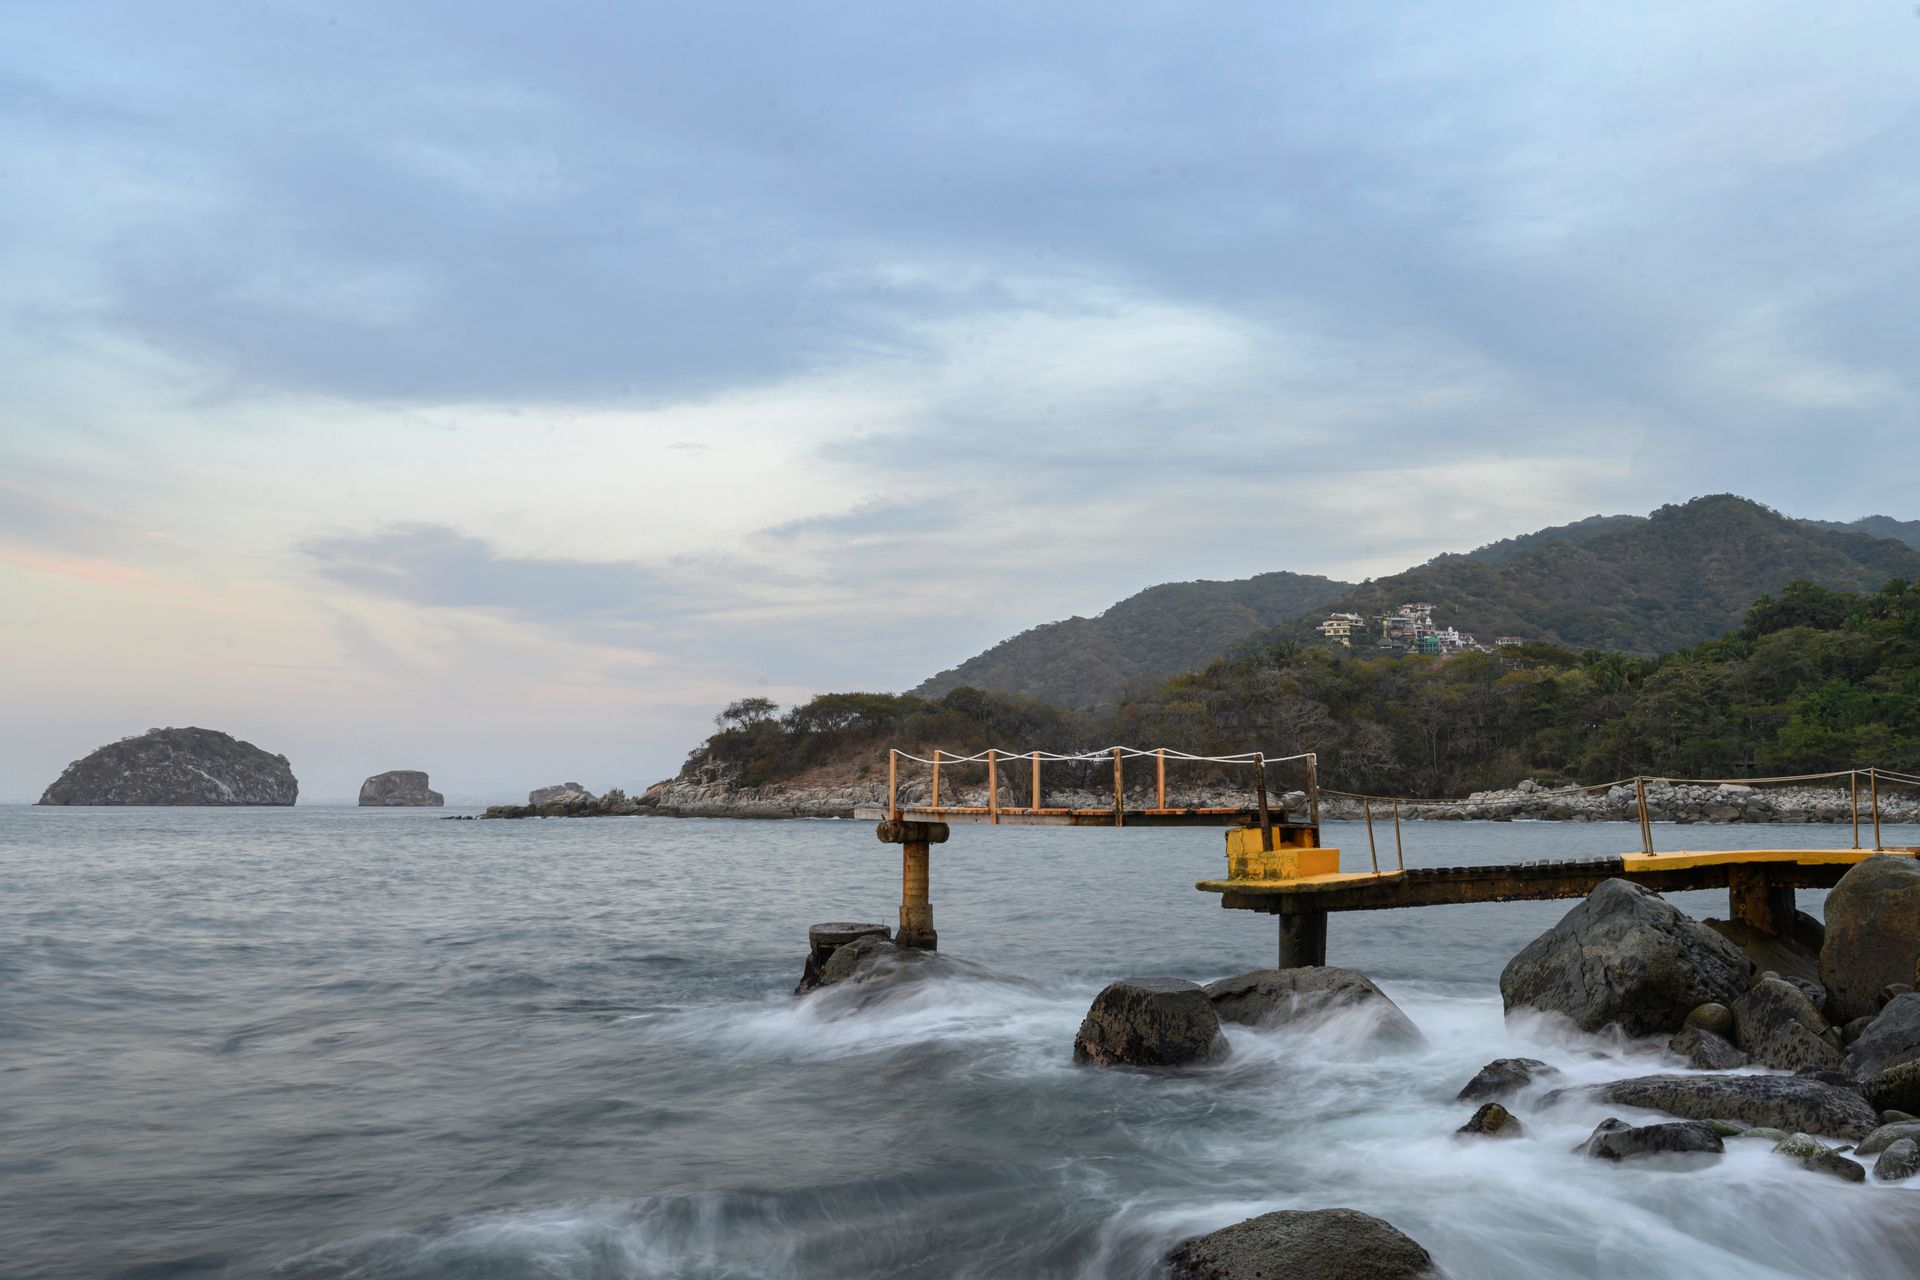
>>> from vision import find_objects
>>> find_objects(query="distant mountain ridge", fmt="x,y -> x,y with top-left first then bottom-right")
913,571 -> 1351,708
913,496 -> 1920,707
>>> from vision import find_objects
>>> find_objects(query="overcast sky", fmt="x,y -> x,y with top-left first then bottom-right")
3,2 -> 1916,801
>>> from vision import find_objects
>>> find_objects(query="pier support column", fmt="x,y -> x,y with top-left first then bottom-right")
1278,908 -> 1328,968
875,819 -> 949,950
1728,866 -> 1796,937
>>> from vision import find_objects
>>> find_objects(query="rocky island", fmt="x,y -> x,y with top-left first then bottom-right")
38,727 -> 298,806
358,770 -> 444,806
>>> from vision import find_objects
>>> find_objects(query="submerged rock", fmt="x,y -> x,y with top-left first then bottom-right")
358,769 -> 444,806
794,922 -> 891,995
1853,1119 -> 1920,1156
1456,1057 -> 1560,1102
1499,879 -> 1752,1036
1073,977 -> 1229,1069
1582,1117 -> 1723,1163
1821,856 -> 1920,1024
1165,1207 -> 1442,1280
1842,992 -> 1920,1080
1667,1027 -> 1748,1070
1874,1137 -> 1920,1181
1732,976 -> 1841,1072
38,726 -> 297,806
1457,1102 -> 1526,1139
1574,1073 -> 1879,1141
1203,968 -> 1423,1047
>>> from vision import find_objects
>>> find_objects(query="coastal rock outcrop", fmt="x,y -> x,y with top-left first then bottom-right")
795,922 -> 892,995
38,727 -> 297,806
1731,975 -> 1841,1072
531,782 -> 591,805
357,770 -> 444,807
1456,1057 -> 1559,1102
1581,1117 -> 1723,1164
1165,1208 -> 1442,1280
1073,977 -> 1229,1068
482,787 -> 642,819
1499,879 -> 1753,1036
1821,856 -> 1920,1024
1573,1073 -> 1880,1140
1667,1027 -> 1748,1070
1203,967 -> 1423,1047
1843,993 -> 1920,1079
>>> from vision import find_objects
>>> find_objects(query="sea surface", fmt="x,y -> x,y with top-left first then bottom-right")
5,807 -> 1919,1280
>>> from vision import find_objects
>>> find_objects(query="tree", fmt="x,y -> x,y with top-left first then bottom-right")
715,696 -> 779,730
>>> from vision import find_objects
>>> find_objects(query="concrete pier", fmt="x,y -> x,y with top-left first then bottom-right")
876,819 -> 948,950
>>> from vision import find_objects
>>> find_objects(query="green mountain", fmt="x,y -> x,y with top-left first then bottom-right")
1805,515 -> 1920,550
1278,495 -> 1920,656
1444,513 -> 1644,565
913,570 -> 1351,708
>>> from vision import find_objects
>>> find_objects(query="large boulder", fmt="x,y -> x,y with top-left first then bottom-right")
1074,977 -> 1229,1068
1821,856 -> 1920,1024
794,922 -> 891,995
1667,1027 -> 1748,1070
1575,1073 -> 1880,1140
1499,880 -> 1753,1036
1874,1138 -> 1920,1181
1731,976 -> 1841,1072
1855,1120 -> 1920,1156
1581,1117 -> 1723,1163
358,769 -> 444,806
1863,1060 -> 1920,1115
1842,992 -> 1920,1079
38,726 -> 297,806
1456,1058 -> 1560,1102
1204,968 -> 1424,1047
1165,1208 -> 1441,1280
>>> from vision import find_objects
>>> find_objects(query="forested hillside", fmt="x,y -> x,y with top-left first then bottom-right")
913,570 -> 1349,708
681,578 -> 1920,800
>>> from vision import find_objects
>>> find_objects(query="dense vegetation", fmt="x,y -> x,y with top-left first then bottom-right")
913,570 -> 1350,708
907,496 -> 1920,710
693,578 -> 1920,798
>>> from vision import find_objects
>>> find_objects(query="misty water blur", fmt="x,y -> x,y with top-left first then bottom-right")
4,808 -> 1918,1278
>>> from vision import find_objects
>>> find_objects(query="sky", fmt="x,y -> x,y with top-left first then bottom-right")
2,2 -> 1917,801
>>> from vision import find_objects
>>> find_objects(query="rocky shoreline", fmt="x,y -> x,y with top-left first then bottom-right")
497,762 -> 1920,824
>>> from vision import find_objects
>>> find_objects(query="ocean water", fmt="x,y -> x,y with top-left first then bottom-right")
4,807 -> 1919,1280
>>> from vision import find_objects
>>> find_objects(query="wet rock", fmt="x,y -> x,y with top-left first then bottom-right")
1456,1057 -> 1559,1102
1853,1120 -> 1920,1156
1771,1132 -> 1826,1159
1704,913 -> 1825,990
530,781 -> 592,805
1499,879 -> 1753,1036
1862,1060 -> 1920,1115
1683,1002 -> 1735,1038
1732,975 -> 1841,1072
1574,1074 -> 1880,1140
1457,1103 -> 1526,1139
1703,1118 -> 1749,1137
1074,977 -> 1229,1068
1165,1207 -> 1442,1280
1667,1027 -> 1748,1070
1582,1117 -> 1723,1163
795,922 -> 891,995
1203,968 -> 1423,1047
38,726 -> 297,806
1821,856 -> 1920,1024
1873,1137 -> 1920,1181
1840,1015 -> 1877,1048
1842,992 -> 1920,1079
1740,1127 -> 1791,1142
358,769 -> 444,806
1799,1150 -> 1867,1182
1882,1109 -> 1920,1124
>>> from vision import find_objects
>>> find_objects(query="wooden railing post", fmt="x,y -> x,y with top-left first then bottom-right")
1255,753 -> 1274,851
1031,751 -> 1041,813
1364,796 -> 1379,874
931,750 -> 941,809
1852,771 -> 1861,850
1872,768 -> 1882,851
988,749 -> 999,824
1112,747 -> 1125,827
1156,748 -> 1166,811
887,750 -> 899,822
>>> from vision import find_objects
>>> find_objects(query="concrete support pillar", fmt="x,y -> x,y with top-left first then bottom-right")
1729,866 -> 1796,937
876,819 -> 949,950
1278,909 -> 1328,968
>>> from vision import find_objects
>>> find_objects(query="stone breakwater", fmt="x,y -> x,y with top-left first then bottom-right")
606,768 -> 1920,824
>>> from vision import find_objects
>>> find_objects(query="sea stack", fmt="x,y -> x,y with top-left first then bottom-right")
38,727 -> 298,806
358,770 -> 444,807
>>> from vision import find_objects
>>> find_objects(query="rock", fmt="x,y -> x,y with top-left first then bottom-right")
357,769 -> 444,807
1574,1074 -> 1881,1140
1667,1027 -> 1748,1070
1165,1208 -> 1441,1280
530,782 -> 593,805
1457,1102 -> 1526,1139
1841,1015 -> 1877,1047
1499,879 -> 1754,1036
1204,968 -> 1424,1047
38,726 -> 297,806
795,922 -> 891,995
1456,1057 -> 1560,1102
1842,992 -> 1920,1079
1683,1002 -> 1735,1038
1853,1120 -> 1920,1156
1771,1132 -> 1827,1159
1703,913 -> 1825,989
1740,1127 -> 1791,1142
1074,977 -> 1229,1068
1799,1150 -> 1867,1182
1582,1117 -> 1723,1163
1863,1060 -> 1920,1115
1821,856 -> 1920,1024
1731,976 -> 1841,1072
1873,1137 -> 1920,1181
1703,1118 -> 1749,1137
1883,1109 -> 1920,1124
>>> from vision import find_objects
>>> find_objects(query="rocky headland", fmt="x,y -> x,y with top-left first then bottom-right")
38,727 -> 298,806
358,770 -> 444,807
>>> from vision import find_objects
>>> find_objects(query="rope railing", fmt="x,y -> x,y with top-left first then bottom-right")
885,745 -> 1320,848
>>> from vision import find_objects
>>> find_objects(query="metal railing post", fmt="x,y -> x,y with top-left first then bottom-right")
1307,754 -> 1321,828
1364,796 -> 1379,874
987,749 -> 999,824
1031,751 -> 1041,813
1156,748 -> 1166,811
1255,753 -> 1274,851
1852,771 -> 1861,850
887,749 -> 899,822
1392,800 -> 1404,871
1635,777 -> 1654,856
931,750 -> 941,809
1872,769 -> 1882,851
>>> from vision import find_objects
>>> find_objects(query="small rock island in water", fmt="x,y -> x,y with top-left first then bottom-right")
38,726 -> 298,806
358,770 -> 444,807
